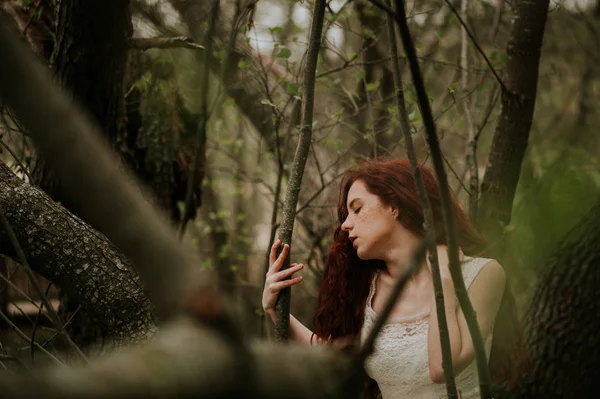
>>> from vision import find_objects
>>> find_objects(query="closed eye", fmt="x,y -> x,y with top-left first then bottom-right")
354,207 -> 362,215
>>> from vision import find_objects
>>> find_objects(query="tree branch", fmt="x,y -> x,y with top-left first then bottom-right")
0,11 -> 220,324
391,0 -> 493,397
386,0 -> 458,395
0,162 -> 156,345
129,36 -> 204,51
0,318 -> 363,399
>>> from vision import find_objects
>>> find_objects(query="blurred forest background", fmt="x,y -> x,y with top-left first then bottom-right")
0,0 -> 599,386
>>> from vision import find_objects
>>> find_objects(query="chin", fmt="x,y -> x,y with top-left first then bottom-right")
356,248 -> 374,260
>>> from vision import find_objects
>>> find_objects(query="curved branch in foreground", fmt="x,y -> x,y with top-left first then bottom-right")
0,317 -> 363,399
0,162 -> 156,345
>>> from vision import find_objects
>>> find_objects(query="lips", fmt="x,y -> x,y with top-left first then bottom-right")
349,236 -> 357,246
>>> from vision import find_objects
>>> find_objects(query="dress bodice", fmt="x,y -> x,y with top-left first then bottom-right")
360,257 -> 495,399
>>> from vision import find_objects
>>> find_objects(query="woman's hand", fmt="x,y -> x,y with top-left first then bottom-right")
262,239 -> 304,322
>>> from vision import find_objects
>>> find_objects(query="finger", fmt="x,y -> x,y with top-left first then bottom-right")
269,239 -> 281,268
269,276 -> 303,292
271,243 -> 290,273
273,263 -> 304,280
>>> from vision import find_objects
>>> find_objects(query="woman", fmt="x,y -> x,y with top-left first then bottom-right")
262,158 -> 521,398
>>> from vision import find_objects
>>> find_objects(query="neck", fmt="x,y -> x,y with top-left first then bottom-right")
382,233 -> 425,280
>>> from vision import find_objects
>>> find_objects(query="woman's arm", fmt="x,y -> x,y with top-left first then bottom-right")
262,240 -> 320,346
427,253 -> 506,383
264,309 -> 317,345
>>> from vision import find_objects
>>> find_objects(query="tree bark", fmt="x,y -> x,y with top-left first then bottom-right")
477,0 -> 550,247
0,162 -> 156,345
33,0 -> 132,206
498,197 -> 600,399
51,0 -> 132,145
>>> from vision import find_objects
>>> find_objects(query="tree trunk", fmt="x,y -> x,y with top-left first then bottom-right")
33,0 -> 132,207
51,0 -> 131,145
28,0 -> 135,347
498,197 -> 600,399
477,0 -> 550,247
0,162 -> 156,346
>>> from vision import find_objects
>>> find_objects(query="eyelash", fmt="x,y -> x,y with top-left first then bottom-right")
354,207 -> 362,215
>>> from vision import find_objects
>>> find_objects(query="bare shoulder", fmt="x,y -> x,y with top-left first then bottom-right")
470,259 -> 506,291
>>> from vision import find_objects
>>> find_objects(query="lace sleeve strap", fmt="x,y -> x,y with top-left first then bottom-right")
462,257 -> 496,289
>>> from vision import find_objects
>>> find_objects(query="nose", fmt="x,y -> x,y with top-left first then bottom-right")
341,215 -> 352,232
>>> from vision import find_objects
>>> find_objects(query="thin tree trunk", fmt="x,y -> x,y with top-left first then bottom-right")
460,0 -> 479,222
477,0 -> 550,248
386,1 -> 458,396
274,0 -> 327,342
391,0 -> 493,396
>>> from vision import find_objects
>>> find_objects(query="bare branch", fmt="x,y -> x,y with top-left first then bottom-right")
386,1 -> 458,394
129,36 -> 204,51
391,0 -> 493,397
0,318 -> 362,399
179,0 -> 219,237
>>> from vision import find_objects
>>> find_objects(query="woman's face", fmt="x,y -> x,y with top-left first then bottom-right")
341,180 -> 401,260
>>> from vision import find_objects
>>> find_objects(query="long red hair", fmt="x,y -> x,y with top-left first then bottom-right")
312,158 -> 523,386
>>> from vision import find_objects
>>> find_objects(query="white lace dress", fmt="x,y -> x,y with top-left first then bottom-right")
360,257 -> 494,399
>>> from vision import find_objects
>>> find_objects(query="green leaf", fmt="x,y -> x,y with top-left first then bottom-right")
238,59 -> 252,69
366,81 -> 380,92
285,82 -> 298,95
275,47 -> 292,59
332,108 -> 344,118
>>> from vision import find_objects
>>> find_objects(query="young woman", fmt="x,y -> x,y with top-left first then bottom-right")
262,158 -> 521,398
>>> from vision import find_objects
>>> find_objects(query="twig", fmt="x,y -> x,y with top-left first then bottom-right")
129,36 -> 204,51
22,0 -> 45,37
391,1 -> 493,397
30,282 -> 53,363
0,139 -> 34,183
442,0 -> 508,94
0,310 -> 63,365
0,203 -> 88,362
458,0 -> 479,221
